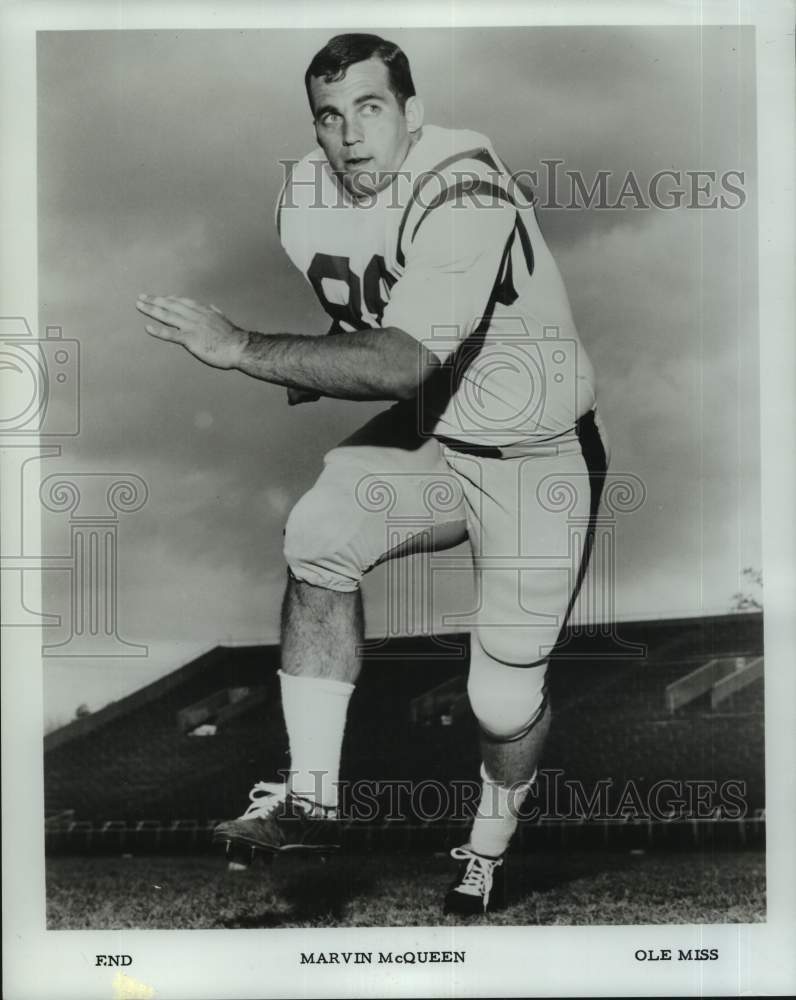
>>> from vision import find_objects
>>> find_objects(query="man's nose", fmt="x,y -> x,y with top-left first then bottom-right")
342,118 -> 363,146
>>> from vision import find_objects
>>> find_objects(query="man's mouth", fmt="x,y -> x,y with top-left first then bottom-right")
344,156 -> 373,168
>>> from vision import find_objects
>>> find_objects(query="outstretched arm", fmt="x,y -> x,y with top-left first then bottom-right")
136,294 -> 437,401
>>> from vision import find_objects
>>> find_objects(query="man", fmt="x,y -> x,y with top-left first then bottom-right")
136,33 -> 609,916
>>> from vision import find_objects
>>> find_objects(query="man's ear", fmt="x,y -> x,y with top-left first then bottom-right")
404,95 -> 424,134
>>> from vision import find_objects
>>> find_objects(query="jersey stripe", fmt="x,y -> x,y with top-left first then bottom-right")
432,224 -> 523,406
410,180 -> 515,242
395,146 -> 501,267
275,180 -> 288,239
515,213 -> 535,275
561,410 -> 608,625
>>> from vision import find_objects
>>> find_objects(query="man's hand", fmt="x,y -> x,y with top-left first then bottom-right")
136,294 -> 247,370
136,297 -> 432,401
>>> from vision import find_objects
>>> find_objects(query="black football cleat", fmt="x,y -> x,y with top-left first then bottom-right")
443,845 -> 506,915
212,782 -> 341,861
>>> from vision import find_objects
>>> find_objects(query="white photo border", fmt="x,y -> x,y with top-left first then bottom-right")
2,1 -> 794,998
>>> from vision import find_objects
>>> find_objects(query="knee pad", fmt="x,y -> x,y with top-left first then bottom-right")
474,626 -> 553,669
467,634 -> 549,741
283,489 -> 362,592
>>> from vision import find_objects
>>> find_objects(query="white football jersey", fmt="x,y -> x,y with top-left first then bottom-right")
277,125 -> 596,445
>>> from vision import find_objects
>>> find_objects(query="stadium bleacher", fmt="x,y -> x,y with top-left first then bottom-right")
44,611 -> 764,852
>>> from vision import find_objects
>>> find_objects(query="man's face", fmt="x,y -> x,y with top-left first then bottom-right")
310,57 -> 418,198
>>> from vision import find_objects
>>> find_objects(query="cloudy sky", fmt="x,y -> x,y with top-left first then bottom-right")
36,26 -> 759,723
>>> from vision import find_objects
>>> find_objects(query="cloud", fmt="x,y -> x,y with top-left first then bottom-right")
262,484 -> 292,518
35,25 -> 761,688
556,204 -> 760,616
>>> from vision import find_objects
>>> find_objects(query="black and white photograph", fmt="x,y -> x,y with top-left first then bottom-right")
2,2 -> 794,999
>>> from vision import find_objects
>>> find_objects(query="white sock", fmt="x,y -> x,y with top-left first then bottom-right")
278,670 -> 354,809
469,764 -> 535,858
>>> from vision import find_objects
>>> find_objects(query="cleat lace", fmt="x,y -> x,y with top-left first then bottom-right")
449,846 -> 503,904
237,783 -> 329,822
239,781 -> 289,820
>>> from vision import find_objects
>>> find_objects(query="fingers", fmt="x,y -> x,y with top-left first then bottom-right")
136,294 -> 210,326
139,294 -> 200,310
136,299 -> 181,328
145,323 -> 180,343
137,294 -> 228,359
141,294 -> 202,314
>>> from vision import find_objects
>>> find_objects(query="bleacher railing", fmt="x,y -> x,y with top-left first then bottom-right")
44,810 -> 766,855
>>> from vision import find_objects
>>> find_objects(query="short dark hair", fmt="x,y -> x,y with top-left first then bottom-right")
305,33 -> 415,113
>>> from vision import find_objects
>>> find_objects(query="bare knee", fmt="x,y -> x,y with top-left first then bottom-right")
280,574 -> 363,682
283,573 -> 354,615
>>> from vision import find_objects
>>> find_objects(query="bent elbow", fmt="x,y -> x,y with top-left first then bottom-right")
392,360 -> 438,401
377,327 -> 440,401
393,375 -> 422,401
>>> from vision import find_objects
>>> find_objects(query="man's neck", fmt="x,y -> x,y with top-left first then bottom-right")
345,127 -> 425,205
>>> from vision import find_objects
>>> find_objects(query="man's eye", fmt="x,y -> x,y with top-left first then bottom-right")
361,103 -> 381,116
321,113 -> 341,126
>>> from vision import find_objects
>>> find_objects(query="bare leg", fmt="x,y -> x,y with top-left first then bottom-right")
277,575 -> 362,805
465,709 -> 552,859
466,654 -> 552,858
480,699 -> 552,789
280,575 -> 363,683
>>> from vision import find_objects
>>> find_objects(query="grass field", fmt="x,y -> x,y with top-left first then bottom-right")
46,848 -> 765,928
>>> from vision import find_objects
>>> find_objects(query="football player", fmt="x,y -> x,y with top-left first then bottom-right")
136,33 -> 609,915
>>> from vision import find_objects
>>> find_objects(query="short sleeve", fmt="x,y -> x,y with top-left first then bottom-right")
382,195 -> 517,363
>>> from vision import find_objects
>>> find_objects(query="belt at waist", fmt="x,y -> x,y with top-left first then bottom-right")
438,410 -> 599,459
